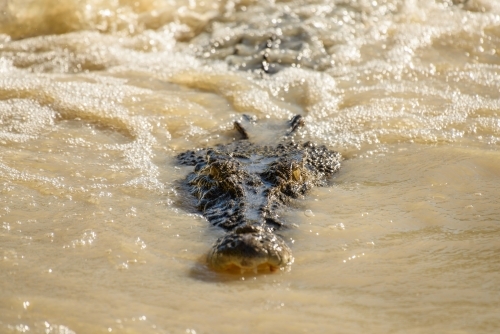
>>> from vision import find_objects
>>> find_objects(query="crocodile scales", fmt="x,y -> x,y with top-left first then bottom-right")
177,115 -> 341,272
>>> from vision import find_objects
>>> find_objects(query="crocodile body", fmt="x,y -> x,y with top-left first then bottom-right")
177,116 -> 341,272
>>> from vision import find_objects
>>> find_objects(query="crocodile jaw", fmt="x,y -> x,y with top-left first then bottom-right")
207,230 -> 294,272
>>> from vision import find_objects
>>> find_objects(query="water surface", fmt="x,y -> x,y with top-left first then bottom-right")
1,0 -> 500,333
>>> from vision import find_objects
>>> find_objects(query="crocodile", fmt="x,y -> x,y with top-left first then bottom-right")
177,115 -> 341,272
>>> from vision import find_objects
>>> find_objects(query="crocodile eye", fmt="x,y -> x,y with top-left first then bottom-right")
292,168 -> 301,181
209,166 -> 220,178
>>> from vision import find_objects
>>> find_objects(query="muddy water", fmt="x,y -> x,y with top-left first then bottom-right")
1,0 -> 500,333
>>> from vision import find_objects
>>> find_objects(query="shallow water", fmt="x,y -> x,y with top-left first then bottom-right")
1,0 -> 500,333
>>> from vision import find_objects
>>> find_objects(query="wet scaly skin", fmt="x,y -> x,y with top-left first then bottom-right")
177,115 -> 341,272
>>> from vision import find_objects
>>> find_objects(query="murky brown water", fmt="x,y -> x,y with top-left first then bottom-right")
1,0 -> 500,333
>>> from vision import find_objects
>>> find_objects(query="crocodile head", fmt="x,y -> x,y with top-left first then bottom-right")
178,115 -> 341,273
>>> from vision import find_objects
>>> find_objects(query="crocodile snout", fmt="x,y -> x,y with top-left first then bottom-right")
207,229 -> 293,272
